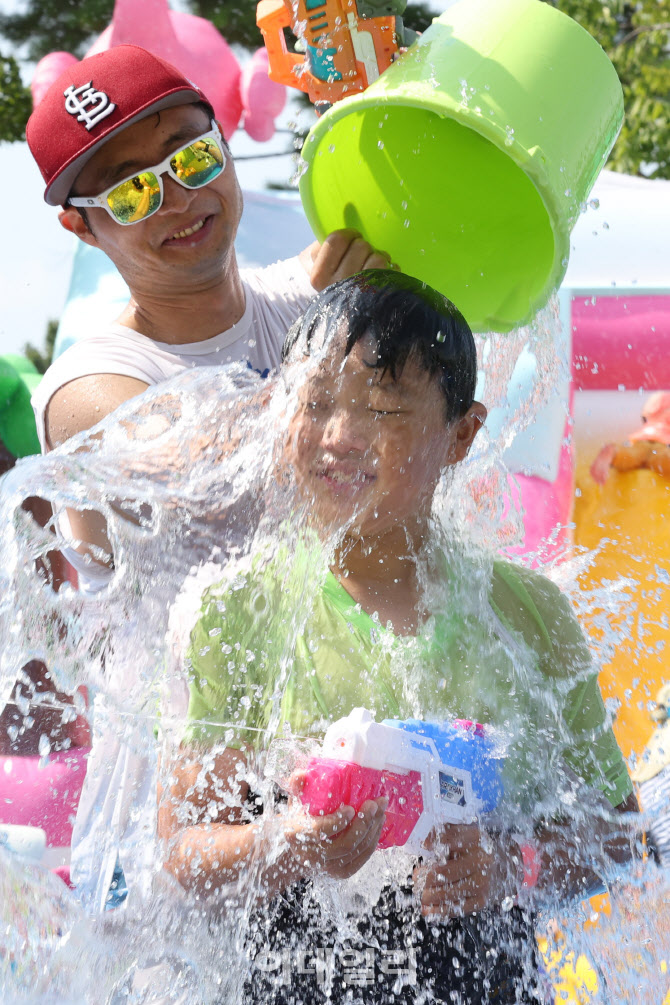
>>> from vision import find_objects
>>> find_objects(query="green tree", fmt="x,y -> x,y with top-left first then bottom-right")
547,0 -> 670,178
3,0 -> 666,176
189,0 -> 435,48
0,53 -> 32,142
24,320 -> 57,376
0,0 -> 113,63
188,0 -> 265,48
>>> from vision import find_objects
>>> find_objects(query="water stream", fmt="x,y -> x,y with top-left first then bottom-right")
0,300 -> 668,1003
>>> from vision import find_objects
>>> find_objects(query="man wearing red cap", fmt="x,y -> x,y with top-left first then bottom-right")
590,391 -> 670,484
27,44 -> 389,585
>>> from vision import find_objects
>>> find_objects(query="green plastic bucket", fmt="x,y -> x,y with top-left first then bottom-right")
299,0 -> 623,332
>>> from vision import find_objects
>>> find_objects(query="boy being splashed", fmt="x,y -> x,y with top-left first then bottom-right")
160,271 -> 636,1003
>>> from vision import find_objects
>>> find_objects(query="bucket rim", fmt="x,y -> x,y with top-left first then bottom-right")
299,95 -> 571,332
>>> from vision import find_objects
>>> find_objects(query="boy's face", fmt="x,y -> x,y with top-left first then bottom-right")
286,328 -> 485,541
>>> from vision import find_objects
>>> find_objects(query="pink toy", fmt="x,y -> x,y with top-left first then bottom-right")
0,748 -> 89,886
300,709 -> 503,852
302,758 -> 423,849
30,0 -> 286,143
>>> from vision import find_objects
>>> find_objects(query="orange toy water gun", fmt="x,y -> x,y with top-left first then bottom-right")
256,0 -> 414,108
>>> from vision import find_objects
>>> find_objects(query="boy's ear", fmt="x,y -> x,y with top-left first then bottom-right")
59,207 -> 99,248
447,401 -> 487,463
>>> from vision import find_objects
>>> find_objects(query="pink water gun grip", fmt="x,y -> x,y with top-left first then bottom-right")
301,757 -> 423,848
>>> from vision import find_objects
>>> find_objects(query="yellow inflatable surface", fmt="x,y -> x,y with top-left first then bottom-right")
573,466 -> 670,762
563,467 -> 670,1004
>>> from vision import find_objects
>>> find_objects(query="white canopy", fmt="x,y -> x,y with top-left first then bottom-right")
564,169 -> 670,292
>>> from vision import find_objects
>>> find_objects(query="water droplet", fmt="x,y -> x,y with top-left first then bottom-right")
377,140 -> 385,150
403,219 -> 410,228
14,689 -> 30,715
504,126 -> 514,147
602,221 -> 609,230
38,734 -> 51,757
328,144 -> 335,154
501,896 -> 515,912
589,198 -> 600,210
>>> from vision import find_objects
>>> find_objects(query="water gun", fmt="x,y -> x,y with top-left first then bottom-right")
300,707 -> 503,852
256,0 -> 415,108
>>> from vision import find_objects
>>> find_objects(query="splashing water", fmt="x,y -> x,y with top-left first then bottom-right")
0,301 -> 667,1004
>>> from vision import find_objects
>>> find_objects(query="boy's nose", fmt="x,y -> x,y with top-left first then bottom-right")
322,410 -> 368,454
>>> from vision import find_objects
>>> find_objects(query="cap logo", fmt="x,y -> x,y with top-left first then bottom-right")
63,82 -> 117,131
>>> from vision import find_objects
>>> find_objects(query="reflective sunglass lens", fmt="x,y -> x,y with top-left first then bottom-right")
171,138 -> 225,189
107,171 -> 161,224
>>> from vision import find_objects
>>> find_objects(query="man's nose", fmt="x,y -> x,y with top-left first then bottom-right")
322,409 -> 367,454
160,173 -> 198,213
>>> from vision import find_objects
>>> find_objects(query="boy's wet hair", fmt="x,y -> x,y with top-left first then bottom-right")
282,269 -> 477,421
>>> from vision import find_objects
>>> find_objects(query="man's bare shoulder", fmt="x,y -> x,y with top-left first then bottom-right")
45,372 -> 150,449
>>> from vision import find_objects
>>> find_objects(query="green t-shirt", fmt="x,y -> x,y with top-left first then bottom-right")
184,547 -> 632,812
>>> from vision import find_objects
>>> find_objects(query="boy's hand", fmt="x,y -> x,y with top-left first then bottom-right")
414,823 -> 517,919
300,230 -> 394,290
284,796 -> 388,880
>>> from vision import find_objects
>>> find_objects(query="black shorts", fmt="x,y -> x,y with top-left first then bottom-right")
242,880 -> 543,1004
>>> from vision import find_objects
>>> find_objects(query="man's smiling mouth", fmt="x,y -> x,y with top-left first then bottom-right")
167,217 -> 207,241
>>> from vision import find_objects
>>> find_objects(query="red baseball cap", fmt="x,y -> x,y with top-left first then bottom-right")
27,44 -> 214,207
629,391 -> 670,444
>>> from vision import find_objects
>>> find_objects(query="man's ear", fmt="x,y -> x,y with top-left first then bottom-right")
58,207 -> 99,247
447,401 -> 487,463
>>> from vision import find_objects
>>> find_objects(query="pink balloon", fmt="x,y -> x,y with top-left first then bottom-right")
31,51 -> 78,107
241,48 -> 287,143
31,0 -> 286,142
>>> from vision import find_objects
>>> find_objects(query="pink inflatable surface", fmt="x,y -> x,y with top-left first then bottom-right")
0,748 -> 89,850
573,294 -> 670,392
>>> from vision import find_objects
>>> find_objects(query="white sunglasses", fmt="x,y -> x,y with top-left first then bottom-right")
68,123 -> 226,226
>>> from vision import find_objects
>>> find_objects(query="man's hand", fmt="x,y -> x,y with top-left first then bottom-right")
414,823 -> 517,919
300,229 -> 394,290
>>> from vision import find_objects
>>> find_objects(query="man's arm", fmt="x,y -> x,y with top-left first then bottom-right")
45,372 -> 150,565
45,373 -> 150,451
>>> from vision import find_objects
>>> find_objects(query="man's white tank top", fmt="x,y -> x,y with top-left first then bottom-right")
32,255 -> 315,453
30,255 -> 315,594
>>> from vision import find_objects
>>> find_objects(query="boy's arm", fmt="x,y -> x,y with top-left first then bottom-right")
421,565 -> 639,919
532,787 -> 639,901
158,744 -> 387,902
416,787 -> 639,920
